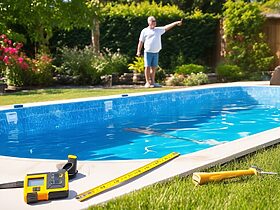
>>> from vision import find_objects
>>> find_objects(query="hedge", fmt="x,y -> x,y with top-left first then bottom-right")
50,2 -> 219,71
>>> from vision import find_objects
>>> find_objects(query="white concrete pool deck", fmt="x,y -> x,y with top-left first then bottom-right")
1,81 -> 280,210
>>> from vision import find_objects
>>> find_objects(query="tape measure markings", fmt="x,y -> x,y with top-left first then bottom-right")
76,152 -> 180,202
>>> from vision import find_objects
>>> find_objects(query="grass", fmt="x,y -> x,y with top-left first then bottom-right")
90,145 -> 280,210
0,87 -> 173,106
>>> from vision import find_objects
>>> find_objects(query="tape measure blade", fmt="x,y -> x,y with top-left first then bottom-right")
76,152 -> 180,202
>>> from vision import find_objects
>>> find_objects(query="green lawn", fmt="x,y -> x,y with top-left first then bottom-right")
0,87 -> 173,106
90,145 -> 280,210
1,87 -> 280,209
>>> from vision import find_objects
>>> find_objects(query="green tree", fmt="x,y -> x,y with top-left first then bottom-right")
0,0 -> 96,53
261,0 -> 280,13
223,0 -> 274,77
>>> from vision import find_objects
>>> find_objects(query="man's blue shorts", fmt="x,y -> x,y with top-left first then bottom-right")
144,52 -> 159,67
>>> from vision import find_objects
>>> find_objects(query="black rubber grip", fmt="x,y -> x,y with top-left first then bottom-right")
0,181 -> 24,189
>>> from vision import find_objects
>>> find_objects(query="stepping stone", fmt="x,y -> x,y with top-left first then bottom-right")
270,66 -> 280,85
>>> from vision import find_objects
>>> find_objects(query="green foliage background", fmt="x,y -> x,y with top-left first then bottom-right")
223,0 -> 275,77
50,2 -> 219,71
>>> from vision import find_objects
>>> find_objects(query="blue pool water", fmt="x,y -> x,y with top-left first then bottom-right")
0,86 -> 280,160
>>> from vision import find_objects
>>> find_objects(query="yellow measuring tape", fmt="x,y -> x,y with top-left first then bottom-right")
76,152 -> 180,202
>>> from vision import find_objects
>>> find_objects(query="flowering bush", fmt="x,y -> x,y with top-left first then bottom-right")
0,34 -> 53,86
165,72 -> 208,86
183,72 -> 209,86
32,54 -> 54,86
0,34 -> 31,86
165,74 -> 185,86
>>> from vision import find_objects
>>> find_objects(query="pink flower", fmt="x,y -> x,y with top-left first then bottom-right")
4,47 -> 9,53
3,56 -> 9,64
9,47 -> 18,55
0,34 -> 7,39
18,57 -> 24,63
3,47 -> 18,55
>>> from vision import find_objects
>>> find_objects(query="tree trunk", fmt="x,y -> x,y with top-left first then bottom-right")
37,25 -> 52,54
91,17 -> 100,54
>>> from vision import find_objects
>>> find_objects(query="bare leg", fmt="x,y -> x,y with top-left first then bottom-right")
145,66 -> 151,85
150,66 -> 157,85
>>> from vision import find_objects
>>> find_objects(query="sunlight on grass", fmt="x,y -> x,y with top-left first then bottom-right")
0,87 -> 174,106
89,145 -> 280,210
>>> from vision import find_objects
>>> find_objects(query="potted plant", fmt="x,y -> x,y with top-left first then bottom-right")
128,56 -> 145,84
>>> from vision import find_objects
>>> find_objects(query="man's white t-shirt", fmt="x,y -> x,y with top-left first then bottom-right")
139,27 -> 165,53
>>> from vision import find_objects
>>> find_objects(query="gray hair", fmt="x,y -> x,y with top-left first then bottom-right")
147,16 -> 156,23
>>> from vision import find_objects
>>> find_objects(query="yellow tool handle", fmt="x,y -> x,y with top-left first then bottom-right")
192,168 -> 257,185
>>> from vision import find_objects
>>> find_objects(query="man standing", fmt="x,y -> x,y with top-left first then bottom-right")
137,16 -> 182,88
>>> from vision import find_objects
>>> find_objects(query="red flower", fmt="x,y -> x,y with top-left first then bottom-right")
3,56 -> 9,64
20,62 -> 29,70
18,57 -> 24,63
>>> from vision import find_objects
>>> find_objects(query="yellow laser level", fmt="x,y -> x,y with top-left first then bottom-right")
24,169 -> 69,204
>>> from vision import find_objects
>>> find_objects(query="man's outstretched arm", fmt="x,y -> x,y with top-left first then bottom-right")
164,19 -> 183,32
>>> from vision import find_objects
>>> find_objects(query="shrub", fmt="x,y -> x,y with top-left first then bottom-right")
165,74 -> 185,86
175,64 -> 205,75
155,67 -> 167,83
94,48 -> 128,75
55,46 -> 98,85
223,1 -> 275,74
184,72 -> 208,86
216,63 -> 244,82
128,56 -> 144,73
32,54 -> 54,86
262,0 -> 280,13
56,46 -> 128,85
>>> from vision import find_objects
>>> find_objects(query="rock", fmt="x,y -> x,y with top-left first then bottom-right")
101,75 -> 112,87
0,83 -> 7,95
270,66 -> 280,85
132,73 -> 145,84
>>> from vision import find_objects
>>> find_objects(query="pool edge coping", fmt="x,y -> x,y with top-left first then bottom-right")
0,81 -> 270,111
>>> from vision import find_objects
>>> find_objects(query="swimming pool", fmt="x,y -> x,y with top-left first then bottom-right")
1,86 -> 280,160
